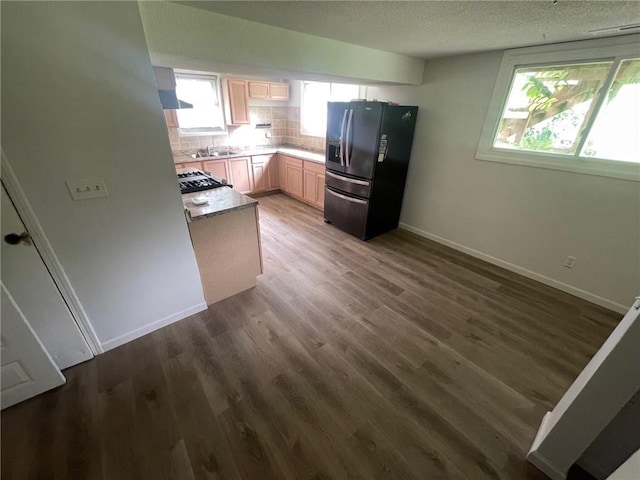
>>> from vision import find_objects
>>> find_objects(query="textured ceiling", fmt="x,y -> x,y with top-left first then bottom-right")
177,1 -> 640,59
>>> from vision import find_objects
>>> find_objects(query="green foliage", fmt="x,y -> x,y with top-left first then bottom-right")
522,70 -> 569,112
520,126 -> 555,151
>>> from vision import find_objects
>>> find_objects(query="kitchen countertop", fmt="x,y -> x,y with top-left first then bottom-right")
182,187 -> 258,222
174,146 -> 325,166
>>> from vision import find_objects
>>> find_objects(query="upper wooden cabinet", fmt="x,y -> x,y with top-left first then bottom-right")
247,81 -> 289,101
247,82 -> 270,99
268,83 -> 289,101
223,79 -> 250,125
164,109 -> 178,128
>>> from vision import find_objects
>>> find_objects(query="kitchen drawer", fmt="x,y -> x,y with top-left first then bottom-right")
325,170 -> 372,198
324,186 -> 369,239
303,160 -> 325,174
284,156 -> 303,168
251,155 -> 272,165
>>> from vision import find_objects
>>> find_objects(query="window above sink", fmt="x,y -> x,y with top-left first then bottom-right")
175,72 -> 227,136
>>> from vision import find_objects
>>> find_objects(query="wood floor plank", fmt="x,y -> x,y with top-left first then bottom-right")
161,352 -> 241,480
1,193 -> 620,480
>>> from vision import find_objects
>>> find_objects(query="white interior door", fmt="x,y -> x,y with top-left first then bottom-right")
1,283 -> 65,410
1,184 -> 92,369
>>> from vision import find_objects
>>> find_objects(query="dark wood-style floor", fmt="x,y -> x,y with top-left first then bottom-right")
1,193 -> 620,480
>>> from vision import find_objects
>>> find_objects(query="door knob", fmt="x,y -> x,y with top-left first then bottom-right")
4,232 -> 31,246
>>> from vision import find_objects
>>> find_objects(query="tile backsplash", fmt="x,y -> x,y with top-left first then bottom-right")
167,106 -> 325,154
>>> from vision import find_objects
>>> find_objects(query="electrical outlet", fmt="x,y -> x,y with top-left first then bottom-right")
564,256 -> 577,268
66,178 -> 109,201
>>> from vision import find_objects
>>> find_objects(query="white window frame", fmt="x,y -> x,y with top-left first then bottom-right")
476,35 -> 640,182
300,81 -> 361,137
174,72 -> 227,136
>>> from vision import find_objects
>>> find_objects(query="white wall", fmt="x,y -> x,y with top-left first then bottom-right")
366,46 -> 640,311
138,2 -> 425,86
1,1 -> 206,349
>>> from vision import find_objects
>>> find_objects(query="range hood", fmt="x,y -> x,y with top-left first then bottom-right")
153,67 -> 193,110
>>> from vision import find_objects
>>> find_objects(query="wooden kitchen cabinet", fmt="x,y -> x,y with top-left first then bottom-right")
175,161 -> 203,172
278,155 -> 325,209
247,81 -> 290,101
267,154 -> 280,190
303,160 -> 326,210
251,162 -> 267,193
223,79 -> 250,125
303,170 -> 317,205
268,83 -> 289,101
284,156 -> 304,200
250,154 -> 279,193
247,82 -> 270,99
164,109 -> 179,128
228,157 -> 253,194
202,159 -> 230,182
278,154 -> 287,192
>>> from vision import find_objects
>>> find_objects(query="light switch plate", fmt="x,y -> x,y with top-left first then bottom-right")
66,178 -> 109,200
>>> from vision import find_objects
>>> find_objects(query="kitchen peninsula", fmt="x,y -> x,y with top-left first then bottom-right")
182,179 -> 262,305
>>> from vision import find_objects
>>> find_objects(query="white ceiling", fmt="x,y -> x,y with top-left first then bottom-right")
177,1 -> 640,59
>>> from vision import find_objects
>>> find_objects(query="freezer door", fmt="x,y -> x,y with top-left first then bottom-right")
324,186 -> 369,239
325,102 -> 349,174
344,102 -> 383,179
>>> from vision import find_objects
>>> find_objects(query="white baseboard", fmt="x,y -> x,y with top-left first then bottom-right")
398,223 -> 627,314
100,302 -> 208,351
527,449 -> 567,480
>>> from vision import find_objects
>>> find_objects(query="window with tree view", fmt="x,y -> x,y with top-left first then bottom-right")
494,58 -> 640,163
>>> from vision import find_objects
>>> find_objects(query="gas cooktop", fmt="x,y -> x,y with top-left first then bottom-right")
177,169 -> 230,194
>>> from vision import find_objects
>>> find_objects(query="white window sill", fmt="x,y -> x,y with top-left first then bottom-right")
300,129 -> 325,138
178,129 -> 227,137
476,148 -> 640,182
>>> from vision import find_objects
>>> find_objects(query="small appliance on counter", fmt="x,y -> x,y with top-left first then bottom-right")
177,169 -> 231,194
323,100 -> 418,240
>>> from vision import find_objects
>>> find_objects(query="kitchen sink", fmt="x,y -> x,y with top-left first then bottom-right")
213,150 -> 237,156
191,150 -> 238,159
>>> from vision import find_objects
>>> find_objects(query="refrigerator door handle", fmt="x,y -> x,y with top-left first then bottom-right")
326,187 -> 368,205
326,170 -> 370,186
345,109 -> 354,167
339,109 -> 348,166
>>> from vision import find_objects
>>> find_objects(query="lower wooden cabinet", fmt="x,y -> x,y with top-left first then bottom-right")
266,155 -> 280,190
175,153 -> 325,210
202,159 -> 230,182
275,155 -> 325,210
250,154 -> 280,193
278,154 -> 287,192
228,157 -> 253,194
176,161 -> 203,171
251,162 -> 267,193
283,156 -> 304,200
302,161 -> 325,209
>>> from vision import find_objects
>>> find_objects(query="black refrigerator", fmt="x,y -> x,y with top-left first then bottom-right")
323,101 -> 418,240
